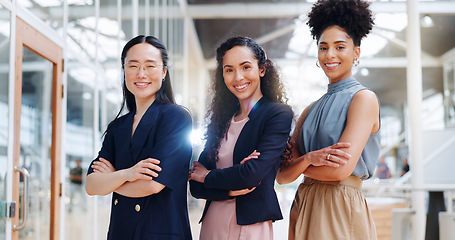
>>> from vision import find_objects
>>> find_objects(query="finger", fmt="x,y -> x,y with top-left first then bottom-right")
145,163 -> 162,172
143,169 -> 159,178
329,155 -> 347,165
331,142 -> 351,149
139,173 -> 154,181
324,160 -> 340,168
144,158 -> 161,164
331,149 -> 351,161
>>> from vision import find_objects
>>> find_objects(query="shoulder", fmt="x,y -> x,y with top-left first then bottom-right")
351,89 -> 379,109
262,101 -> 293,117
105,112 -> 131,132
158,103 -> 192,124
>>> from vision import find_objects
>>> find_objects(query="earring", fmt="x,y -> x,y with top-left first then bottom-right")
316,60 -> 321,68
354,59 -> 360,67
162,78 -> 165,82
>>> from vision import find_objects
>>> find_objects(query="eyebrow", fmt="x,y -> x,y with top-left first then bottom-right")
319,40 -> 348,45
126,59 -> 159,64
223,61 -> 252,69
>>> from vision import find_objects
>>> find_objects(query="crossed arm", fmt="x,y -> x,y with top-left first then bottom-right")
276,90 -> 380,184
85,157 -> 164,197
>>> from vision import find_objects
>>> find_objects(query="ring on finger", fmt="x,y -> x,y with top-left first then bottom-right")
326,154 -> 331,160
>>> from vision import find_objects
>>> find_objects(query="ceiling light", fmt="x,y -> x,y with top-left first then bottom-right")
420,15 -> 434,28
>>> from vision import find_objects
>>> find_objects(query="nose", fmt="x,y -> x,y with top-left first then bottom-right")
137,66 -> 147,78
326,48 -> 336,59
234,70 -> 243,81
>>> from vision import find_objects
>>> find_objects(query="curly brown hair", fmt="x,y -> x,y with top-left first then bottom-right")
204,36 -> 288,162
307,0 -> 374,46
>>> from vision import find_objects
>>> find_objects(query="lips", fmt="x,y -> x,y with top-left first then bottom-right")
325,63 -> 340,70
135,82 -> 151,88
234,83 -> 249,91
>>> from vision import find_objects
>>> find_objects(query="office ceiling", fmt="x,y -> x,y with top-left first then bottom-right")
183,0 -> 455,107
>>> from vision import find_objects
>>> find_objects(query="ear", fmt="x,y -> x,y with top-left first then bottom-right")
162,67 -> 168,79
259,65 -> 266,77
354,46 -> 361,60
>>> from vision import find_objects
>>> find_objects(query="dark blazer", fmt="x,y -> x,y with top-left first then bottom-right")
88,101 -> 193,240
190,97 -> 293,225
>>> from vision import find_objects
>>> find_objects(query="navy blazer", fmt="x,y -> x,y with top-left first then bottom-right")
88,101 -> 193,240
190,97 -> 293,225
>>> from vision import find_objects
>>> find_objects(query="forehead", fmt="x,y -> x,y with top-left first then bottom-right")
125,42 -> 162,61
319,26 -> 353,44
223,46 -> 257,64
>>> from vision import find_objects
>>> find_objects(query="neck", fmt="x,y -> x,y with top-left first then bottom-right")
135,96 -> 156,117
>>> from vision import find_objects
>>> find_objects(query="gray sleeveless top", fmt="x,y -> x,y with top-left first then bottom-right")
298,78 -> 380,180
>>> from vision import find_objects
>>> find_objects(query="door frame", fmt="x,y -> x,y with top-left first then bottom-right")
12,17 -> 63,240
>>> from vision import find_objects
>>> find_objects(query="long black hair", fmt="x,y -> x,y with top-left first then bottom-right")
106,35 -> 175,133
205,36 -> 288,162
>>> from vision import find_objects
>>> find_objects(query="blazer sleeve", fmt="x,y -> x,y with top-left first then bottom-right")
204,105 -> 293,191
148,106 -> 193,191
87,122 -> 116,175
189,151 -> 233,201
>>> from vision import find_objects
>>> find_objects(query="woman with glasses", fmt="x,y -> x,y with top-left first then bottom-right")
85,35 -> 192,240
189,36 -> 293,239
277,0 -> 380,239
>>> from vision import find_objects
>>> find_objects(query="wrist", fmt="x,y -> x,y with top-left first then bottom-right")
202,170 -> 211,182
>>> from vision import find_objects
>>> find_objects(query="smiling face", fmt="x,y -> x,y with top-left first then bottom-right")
124,42 -> 167,106
222,46 -> 265,105
317,26 -> 360,83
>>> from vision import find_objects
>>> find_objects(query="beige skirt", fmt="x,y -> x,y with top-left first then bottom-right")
289,177 -> 377,240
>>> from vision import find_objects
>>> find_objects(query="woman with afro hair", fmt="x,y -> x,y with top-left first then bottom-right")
189,36 -> 293,239
276,0 -> 380,239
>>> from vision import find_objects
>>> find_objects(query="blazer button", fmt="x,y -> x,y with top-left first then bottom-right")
135,204 -> 140,212
114,199 -> 118,205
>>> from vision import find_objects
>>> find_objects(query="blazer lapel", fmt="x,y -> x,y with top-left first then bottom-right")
129,101 -> 160,162
113,112 -> 135,168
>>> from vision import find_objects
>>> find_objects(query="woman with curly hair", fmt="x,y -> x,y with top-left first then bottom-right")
276,0 -> 380,239
189,36 -> 293,239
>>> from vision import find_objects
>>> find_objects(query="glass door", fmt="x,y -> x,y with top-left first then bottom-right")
12,18 -> 63,240
0,5 -> 10,239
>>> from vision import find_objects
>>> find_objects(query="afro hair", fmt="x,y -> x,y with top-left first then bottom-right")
307,0 -> 374,46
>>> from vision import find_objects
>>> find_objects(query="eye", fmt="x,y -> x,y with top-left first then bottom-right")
145,64 -> 157,69
319,46 -> 327,51
337,45 -> 346,50
243,65 -> 251,70
224,68 -> 233,73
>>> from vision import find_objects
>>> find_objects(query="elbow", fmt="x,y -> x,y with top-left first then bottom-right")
275,176 -> 288,185
276,175 -> 293,185
275,171 -> 295,185
189,181 -> 204,199
85,186 -> 102,196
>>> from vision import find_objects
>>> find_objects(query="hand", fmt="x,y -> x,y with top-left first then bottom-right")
229,151 -> 260,196
240,150 -> 260,164
121,158 -> 162,182
229,187 -> 256,196
304,142 -> 351,168
188,161 -> 210,183
92,158 -> 116,173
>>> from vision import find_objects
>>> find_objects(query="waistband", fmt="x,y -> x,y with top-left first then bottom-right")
303,176 -> 362,189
